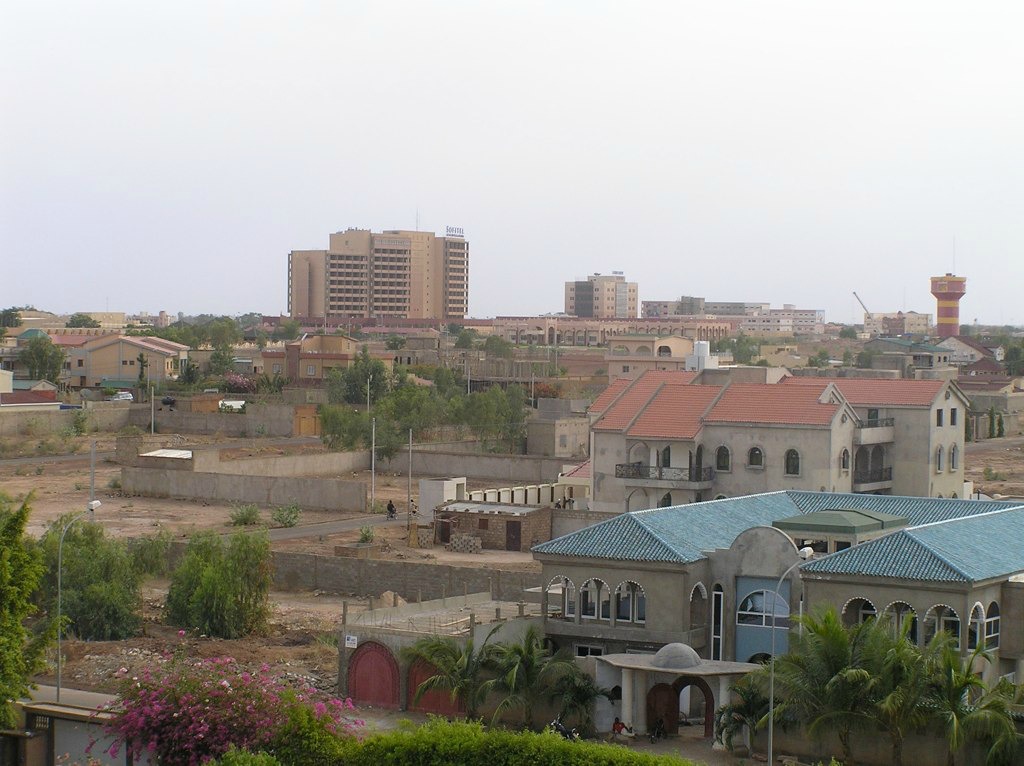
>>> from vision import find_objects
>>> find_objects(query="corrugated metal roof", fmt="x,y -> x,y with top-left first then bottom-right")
786,491 -> 1022,526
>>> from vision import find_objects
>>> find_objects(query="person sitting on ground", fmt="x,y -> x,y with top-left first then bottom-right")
609,716 -> 634,741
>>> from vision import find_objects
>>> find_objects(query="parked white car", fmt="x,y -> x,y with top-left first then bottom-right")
110,391 -> 134,402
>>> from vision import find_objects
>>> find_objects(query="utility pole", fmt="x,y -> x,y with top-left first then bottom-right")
407,428 -> 413,531
370,417 -> 376,512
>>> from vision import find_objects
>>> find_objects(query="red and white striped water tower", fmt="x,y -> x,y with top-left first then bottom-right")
930,273 -> 967,338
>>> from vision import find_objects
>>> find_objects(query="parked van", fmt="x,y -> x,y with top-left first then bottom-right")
110,392 -> 134,402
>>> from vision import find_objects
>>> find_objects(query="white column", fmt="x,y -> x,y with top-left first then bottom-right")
635,670 -> 648,734
621,668 -> 634,729
718,675 -> 730,712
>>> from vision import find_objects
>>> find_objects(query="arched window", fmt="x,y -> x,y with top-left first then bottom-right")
884,602 -> 918,643
580,579 -> 610,620
840,449 -> 850,471
924,605 -> 961,648
614,581 -> 646,624
716,446 -> 731,472
748,447 -> 764,468
658,492 -> 672,507
985,603 -> 1000,648
784,449 -> 801,476
968,604 -> 985,650
658,445 -> 671,468
737,590 -> 789,628
841,597 -> 876,627
936,445 -> 944,472
546,576 -> 576,620
950,444 -> 958,471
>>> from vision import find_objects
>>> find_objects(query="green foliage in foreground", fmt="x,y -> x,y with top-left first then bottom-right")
216,718 -> 698,766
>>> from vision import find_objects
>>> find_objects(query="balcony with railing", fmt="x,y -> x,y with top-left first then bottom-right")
614,463 -> 715,488
854,417 -> 895,446
853,466 -> 893,491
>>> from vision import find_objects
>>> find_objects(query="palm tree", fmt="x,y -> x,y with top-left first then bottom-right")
767,606 -> 879,764
552,664 -> 611,735
714,676 -> 768,755
489,625 -> 574,729
400,627 -> 500,720
868,619 -> 949,766
930,644 -> 1018,766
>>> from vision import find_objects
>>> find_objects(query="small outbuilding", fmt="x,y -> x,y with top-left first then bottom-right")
434,501 -> 553,552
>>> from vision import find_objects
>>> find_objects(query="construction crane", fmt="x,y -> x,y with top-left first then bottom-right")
852,291 -> 871,315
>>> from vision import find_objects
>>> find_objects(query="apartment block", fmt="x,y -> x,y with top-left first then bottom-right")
565,273 -> 638,318
288,227 -> 469,321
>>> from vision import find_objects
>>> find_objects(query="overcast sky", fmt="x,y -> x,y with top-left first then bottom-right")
2,2 -> 1022,326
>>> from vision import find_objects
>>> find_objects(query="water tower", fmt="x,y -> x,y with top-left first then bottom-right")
930,273 -> 966,338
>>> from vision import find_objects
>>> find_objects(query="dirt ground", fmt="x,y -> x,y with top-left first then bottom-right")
965,434 -> 1024,498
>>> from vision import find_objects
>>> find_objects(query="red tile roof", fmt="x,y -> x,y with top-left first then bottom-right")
781,376 -> 945,407
49,333 -> 104,347
588,378 -> 632,415
627,385 -> 723,439
592,371 -> 697,431
562,460 -> 591,479
705,383 -> 839,426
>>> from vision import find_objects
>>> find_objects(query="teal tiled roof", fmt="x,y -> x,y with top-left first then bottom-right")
534,491 -> 1024,575
804,507 -> 1024,583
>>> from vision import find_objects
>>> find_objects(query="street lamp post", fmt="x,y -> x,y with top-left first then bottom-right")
57,500 -> 101,702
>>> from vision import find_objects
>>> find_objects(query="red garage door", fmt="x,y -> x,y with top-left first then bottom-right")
348,641 -> 400,709
406,660 -> 464,717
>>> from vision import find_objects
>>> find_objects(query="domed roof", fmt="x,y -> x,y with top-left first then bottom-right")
651,642 -> 701,670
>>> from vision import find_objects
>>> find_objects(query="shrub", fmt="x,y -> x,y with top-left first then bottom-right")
107,477 -> 122,490
102,653 -> 360,766
271,504 -> 300,528
71,409 -> 89,435
165,531 -> 272,638
128,530 -> 173,576
229,504 -> 261,526
37,515 -> 142,640
357,526 -> 374,543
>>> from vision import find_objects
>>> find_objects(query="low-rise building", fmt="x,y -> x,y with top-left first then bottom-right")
586,370 -> 968,514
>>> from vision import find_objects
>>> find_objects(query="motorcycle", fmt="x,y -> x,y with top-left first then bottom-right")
549,718 -> 580,741
649,717 -> 666,743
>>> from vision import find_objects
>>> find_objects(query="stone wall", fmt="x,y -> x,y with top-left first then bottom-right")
191,448 -> 371,476
134,403 -> 299,438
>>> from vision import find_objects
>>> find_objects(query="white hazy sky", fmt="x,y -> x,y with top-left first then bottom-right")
2,2 -> 1022,325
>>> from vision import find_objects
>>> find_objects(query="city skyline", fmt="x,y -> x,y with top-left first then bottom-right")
3,3 -> 1022,325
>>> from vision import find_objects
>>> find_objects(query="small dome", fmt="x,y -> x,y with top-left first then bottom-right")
651,643 -> 701,670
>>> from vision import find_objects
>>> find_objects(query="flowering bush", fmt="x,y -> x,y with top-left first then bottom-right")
100,654 -> 360,766
222,372 -> 256,394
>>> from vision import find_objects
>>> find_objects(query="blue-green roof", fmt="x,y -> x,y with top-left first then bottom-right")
17,328 -> 48,340
533,491 -> 1024,571
870,337 -> 947,353
804,507 -> 1024,583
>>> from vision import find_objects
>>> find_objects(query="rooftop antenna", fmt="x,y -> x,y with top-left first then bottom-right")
952,234 -> 957,273
415,208 -> 419,231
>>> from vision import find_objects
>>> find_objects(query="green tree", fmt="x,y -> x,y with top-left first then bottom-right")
766,607 -> 879,764
335,347 -> 388,406
375,385 -> 445,437
66,312 -> 101,328
552,664 -> 611,734
209,344 -> 236,376
385,335 -> 406,351
179,359 -> 201,386
318,405 -> 370,451
454,329 -> 478,349
930,644 -> 1017,766
37,515 -> 141,640
483,335 -> 514,358
400,628 -> 501,720
0,306 -> 23,339
136,352 -> 149,385
714,676 -> 769,754
489,625 -> 574,729
206,317 -> 243,348
839,326 -> 858,339
807,349 -> 831,368
166,531 -> 272,639
18,335 -> 66,382
272,319 -> 302,341
856,349 -> 878,369
0,493 -> 52,728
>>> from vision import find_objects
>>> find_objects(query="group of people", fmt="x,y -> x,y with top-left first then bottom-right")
385,500 -> 417,520
553,497 -> 575,509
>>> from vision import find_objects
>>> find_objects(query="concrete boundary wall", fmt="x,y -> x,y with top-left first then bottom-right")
0,407 -> 130,437
192,449 -> 371,476
387,450 -> 566,484
133,403 -> 298,438
273,550 -> 541,602
122,467 -> 366,512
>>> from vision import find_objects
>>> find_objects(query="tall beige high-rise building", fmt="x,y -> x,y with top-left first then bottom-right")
564,272 -> 637,318
288,227 -> 469,320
